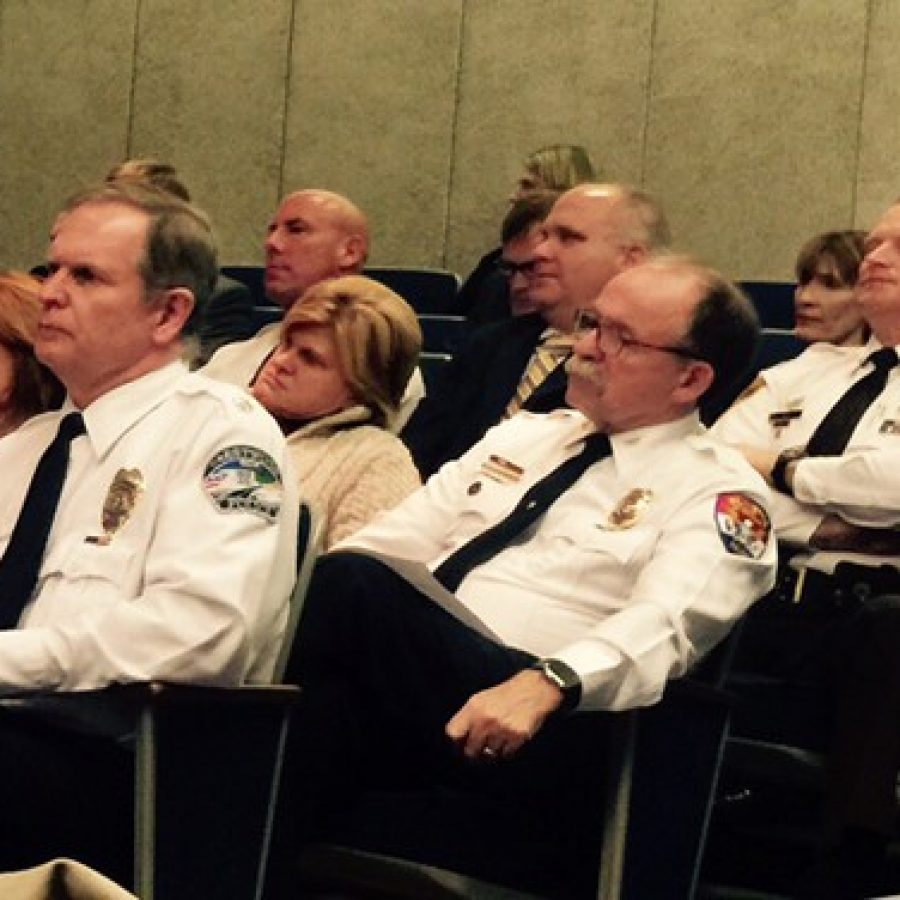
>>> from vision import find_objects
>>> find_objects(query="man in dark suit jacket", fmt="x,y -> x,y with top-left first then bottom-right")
195,273 -> 257,365
403,183 -> 672,477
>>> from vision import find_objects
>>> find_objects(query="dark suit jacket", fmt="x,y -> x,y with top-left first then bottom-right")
452,247 -> 513,326
196,275 -> 258,365
401,314 -> 569,478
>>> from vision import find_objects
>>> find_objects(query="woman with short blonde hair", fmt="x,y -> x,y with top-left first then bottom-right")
252,275 -> 422,548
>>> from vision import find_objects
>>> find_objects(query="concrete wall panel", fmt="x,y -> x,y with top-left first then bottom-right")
645,0 -> 866,280
0,0 -> 137,268
130,0 -> 292,263
446,0 -> 654,277
856,0 -> 900,231
282,0 -> 462,267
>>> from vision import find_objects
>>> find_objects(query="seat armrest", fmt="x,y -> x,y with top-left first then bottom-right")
0,681 -> 301,739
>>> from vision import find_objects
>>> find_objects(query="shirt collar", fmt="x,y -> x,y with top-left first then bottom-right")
69,361 -> 189,458
609,412 -> 702,475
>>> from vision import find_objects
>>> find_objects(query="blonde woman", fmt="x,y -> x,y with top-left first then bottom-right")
511,143 -> 596,201
252,275 -> 422,548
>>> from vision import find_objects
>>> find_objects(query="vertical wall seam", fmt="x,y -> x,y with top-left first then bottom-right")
851,0 -> 874,227
125,0 -> 143,156
638,0 -> 660,187
278,0 -> 299,204
440,0 -> 467,269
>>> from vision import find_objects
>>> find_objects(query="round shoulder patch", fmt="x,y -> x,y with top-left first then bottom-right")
714,493 -> 771,559
202,445 -> 283,522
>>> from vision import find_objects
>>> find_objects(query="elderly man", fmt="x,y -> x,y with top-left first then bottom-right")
265,257 -> 775,896
203,190 -> 424,429
403,183 -> 671,477
714,203 -> 900,898
0,182 -> 298,877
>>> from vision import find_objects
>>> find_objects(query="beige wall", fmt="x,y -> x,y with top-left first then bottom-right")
0,0 -> 896,282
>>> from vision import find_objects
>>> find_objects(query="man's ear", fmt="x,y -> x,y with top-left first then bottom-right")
620,243 -> 649,269
338,233 -> 366,271
673,359 -> 715,405
152,287 -> 195,346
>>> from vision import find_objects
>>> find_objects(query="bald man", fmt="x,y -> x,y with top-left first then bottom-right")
403,184 -> 671,477
204,190 -> 424,428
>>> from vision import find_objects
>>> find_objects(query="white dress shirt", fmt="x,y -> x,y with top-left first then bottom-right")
713,338 -> 900,570
343,409 -> 776,711
0,362 -> 299,693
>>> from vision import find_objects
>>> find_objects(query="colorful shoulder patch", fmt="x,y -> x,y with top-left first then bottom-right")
202,445 -> 283,523
714,493 -> 771,559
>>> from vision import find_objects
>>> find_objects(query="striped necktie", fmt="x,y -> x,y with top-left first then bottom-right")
505,329 -> 574,417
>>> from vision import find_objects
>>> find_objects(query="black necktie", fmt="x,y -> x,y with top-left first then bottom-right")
805,347 -> 899,457
434,431 -> 612,593
0,412 -> 85,629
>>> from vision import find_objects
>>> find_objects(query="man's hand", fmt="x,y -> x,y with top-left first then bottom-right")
811,514 -> 900,554
445,669 -> 563,760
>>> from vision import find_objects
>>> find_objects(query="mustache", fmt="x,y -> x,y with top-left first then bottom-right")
566,357 -> 603,386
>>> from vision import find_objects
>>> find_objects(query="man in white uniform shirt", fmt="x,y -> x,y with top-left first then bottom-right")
714,205 -> 900,897
264,257 -> 775,897
203,188 -> 424,429
0,183 -> 298,880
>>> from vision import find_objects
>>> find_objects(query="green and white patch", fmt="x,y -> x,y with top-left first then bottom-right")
202,445 -> 283,522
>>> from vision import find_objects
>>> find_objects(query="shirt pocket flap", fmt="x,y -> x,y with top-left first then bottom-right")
570,525 -> 656,563
40,536 -> 136,582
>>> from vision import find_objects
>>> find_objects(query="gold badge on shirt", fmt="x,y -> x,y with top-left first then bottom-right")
599,488 -> 654,530
85,468 -> 145,545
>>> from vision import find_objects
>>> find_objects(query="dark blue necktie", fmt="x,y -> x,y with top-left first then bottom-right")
805,347 -> 898,457
0,412 -> 85,629
434,432 -> 612,593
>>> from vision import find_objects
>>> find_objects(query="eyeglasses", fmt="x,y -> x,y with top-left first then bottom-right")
498,259 -> 537,278
573,310 -> 699,361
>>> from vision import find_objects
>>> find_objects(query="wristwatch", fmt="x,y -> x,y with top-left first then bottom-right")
771,446 -> 805,496
530,658 -> 582,714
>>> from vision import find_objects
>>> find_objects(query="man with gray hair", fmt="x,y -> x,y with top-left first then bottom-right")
0,182 -> 298,878
264,257 -> 774,897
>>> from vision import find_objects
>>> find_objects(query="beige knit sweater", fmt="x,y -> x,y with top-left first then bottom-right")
285,406 -> 421,550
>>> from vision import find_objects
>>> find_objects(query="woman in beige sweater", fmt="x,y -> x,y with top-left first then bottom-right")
251,275 -> 422,549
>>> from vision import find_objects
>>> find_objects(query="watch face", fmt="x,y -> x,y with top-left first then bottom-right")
540,659 -> 578,692
534,659 -> 582,713
540,661 -> 567,690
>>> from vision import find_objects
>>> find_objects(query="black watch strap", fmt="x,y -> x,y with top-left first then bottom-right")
771,447 -> 804,496
530,658 -> 582,714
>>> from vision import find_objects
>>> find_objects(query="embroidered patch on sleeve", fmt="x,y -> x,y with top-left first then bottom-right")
714,492 -> 771,559
202,445 -> 283,522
